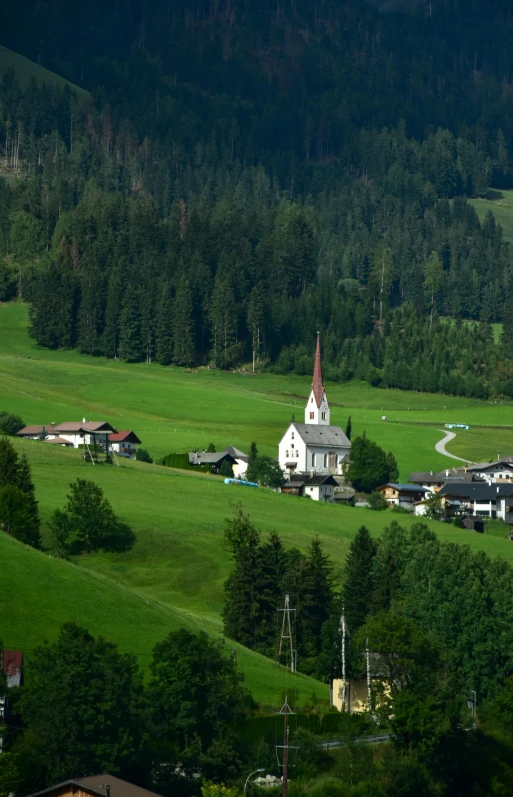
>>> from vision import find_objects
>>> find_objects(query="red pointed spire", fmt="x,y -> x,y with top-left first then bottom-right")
312,332 -> 324,406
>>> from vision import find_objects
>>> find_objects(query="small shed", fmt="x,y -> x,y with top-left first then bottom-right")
463,516 -> 485,533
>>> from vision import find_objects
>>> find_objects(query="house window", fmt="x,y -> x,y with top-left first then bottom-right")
311,453 -> 316,466
309,412 -> 314,419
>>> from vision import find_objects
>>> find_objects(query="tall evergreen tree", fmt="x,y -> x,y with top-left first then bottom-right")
118,284 -> 143,362
155,282 -> 174,366
342,526 -> 377,633
173,274 -> 195,366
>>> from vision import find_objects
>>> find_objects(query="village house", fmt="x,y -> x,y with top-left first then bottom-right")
1,650 -> 22,751
278,334 -> 351,489
280,473 -> 339,502
376,483 -> 430,507
27,774 -> 162,797
17,420 -> 118,449
415,482 -> 513,522
465,456 -> 513,482
408,469 -> 483,492
108,430 -> 142,458
188,448 -> 238,474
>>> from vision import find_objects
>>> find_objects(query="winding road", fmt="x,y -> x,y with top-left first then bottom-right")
435,430 -> 472,463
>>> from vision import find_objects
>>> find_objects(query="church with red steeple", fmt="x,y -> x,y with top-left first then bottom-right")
277,334 -> 351,500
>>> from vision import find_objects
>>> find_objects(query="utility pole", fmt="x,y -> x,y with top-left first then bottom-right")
366,638 -> 372,712
277,697 -> 297,797
341,604 -> 347,712
278,594 -> 296,671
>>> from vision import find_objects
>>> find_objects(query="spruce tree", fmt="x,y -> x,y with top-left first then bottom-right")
0,438 -> 19,486
345,416 -> 352,441
222,507 -> 261,646
294,537 -> 334,662
173,274 -> 195,365
16,453 -> 40,540
155,282 -> 174,366
342,526 -> 377,633
386,451 -> 399,483
118,284 -> 143,362
255,532 -> 287,653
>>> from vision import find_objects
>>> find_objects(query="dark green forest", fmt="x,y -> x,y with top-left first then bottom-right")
3,0 -> 513,396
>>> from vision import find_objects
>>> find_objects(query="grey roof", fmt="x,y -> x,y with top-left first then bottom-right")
438,483 -> 513,501
188,450 -> 236,465
467,456 -> 513,472
408,469 -> 479,484
291,423 -> 351,448
283,473 -> 338,487
225,446 -> 248,461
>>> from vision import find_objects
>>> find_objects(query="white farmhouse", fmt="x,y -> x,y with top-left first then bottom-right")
278,334 -> 351,491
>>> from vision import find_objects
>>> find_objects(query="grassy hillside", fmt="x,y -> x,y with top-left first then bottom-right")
0,45 -> 88,96
2,302 -> 513,473
470,189 -> 513,242
3,301 -> 513,707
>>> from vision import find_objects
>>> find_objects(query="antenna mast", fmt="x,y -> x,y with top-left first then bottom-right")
278,594 -> 296,671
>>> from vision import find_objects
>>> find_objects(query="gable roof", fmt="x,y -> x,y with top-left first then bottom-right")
46,437 -> 74,446
109,431 -> 141,444
437,483 -> 513,500
188,450 -> 237,465
225,445 -> 248,461
290,423 -> 351,448
408,470 -> 482,484
27,774 -> 163,797
466,456 -> 513,472
53,421 -> 115,433
17,425 -> 47,436
311,332 -> 325,407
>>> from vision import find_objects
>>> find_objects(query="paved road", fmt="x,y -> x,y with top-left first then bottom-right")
435,430 -> 472,463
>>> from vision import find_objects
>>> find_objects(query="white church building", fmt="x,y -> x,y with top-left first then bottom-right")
278,334 -> 351,499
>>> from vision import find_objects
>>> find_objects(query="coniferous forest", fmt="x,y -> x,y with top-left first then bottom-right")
3,1 -> 513,396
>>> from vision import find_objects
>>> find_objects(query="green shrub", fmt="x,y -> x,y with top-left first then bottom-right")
135,447 -> 153,463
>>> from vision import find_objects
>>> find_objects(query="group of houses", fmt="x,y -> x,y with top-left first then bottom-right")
372,458 -> 513,527
17,420 -> 142,459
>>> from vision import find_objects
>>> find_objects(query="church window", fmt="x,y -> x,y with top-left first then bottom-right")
311,453 -> 316,466
311,397 -> 313,403
309,412 -> 314,420
296,450 -> 299,457
286,450 -> 289,457
321,411 -> 326,420
291,431 -> 294,439
324,454 -> 328,467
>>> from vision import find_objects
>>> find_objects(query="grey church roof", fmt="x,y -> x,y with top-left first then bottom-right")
291,423 -> 351,448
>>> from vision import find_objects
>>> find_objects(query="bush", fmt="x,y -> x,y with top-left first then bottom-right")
135,447 -> 153,463
0,412 -> 25,436
367,492 -> 388,511
246,455 -> 283,488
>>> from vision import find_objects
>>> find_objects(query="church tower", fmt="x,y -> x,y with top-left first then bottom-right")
304,332 -> 330,426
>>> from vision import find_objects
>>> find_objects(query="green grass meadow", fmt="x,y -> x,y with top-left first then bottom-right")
3,302 -> 513,705
470,189 -> 513,242
0,45 -> 88,96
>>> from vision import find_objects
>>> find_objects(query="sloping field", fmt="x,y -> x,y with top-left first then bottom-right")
470,189 -> 513,242
3,302 -> 513,706
0,45 -> 88,96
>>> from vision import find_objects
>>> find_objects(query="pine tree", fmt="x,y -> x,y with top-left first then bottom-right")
222,507 -> 261,646
294,537 -> 334,661
173,274 -> 195,365
342,526 -> 377,632
118,284 -> 143,362
155,282 -> 174,366
386,451 -> 399,482
345,416 -> 352,441
16,453 -> 40,540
